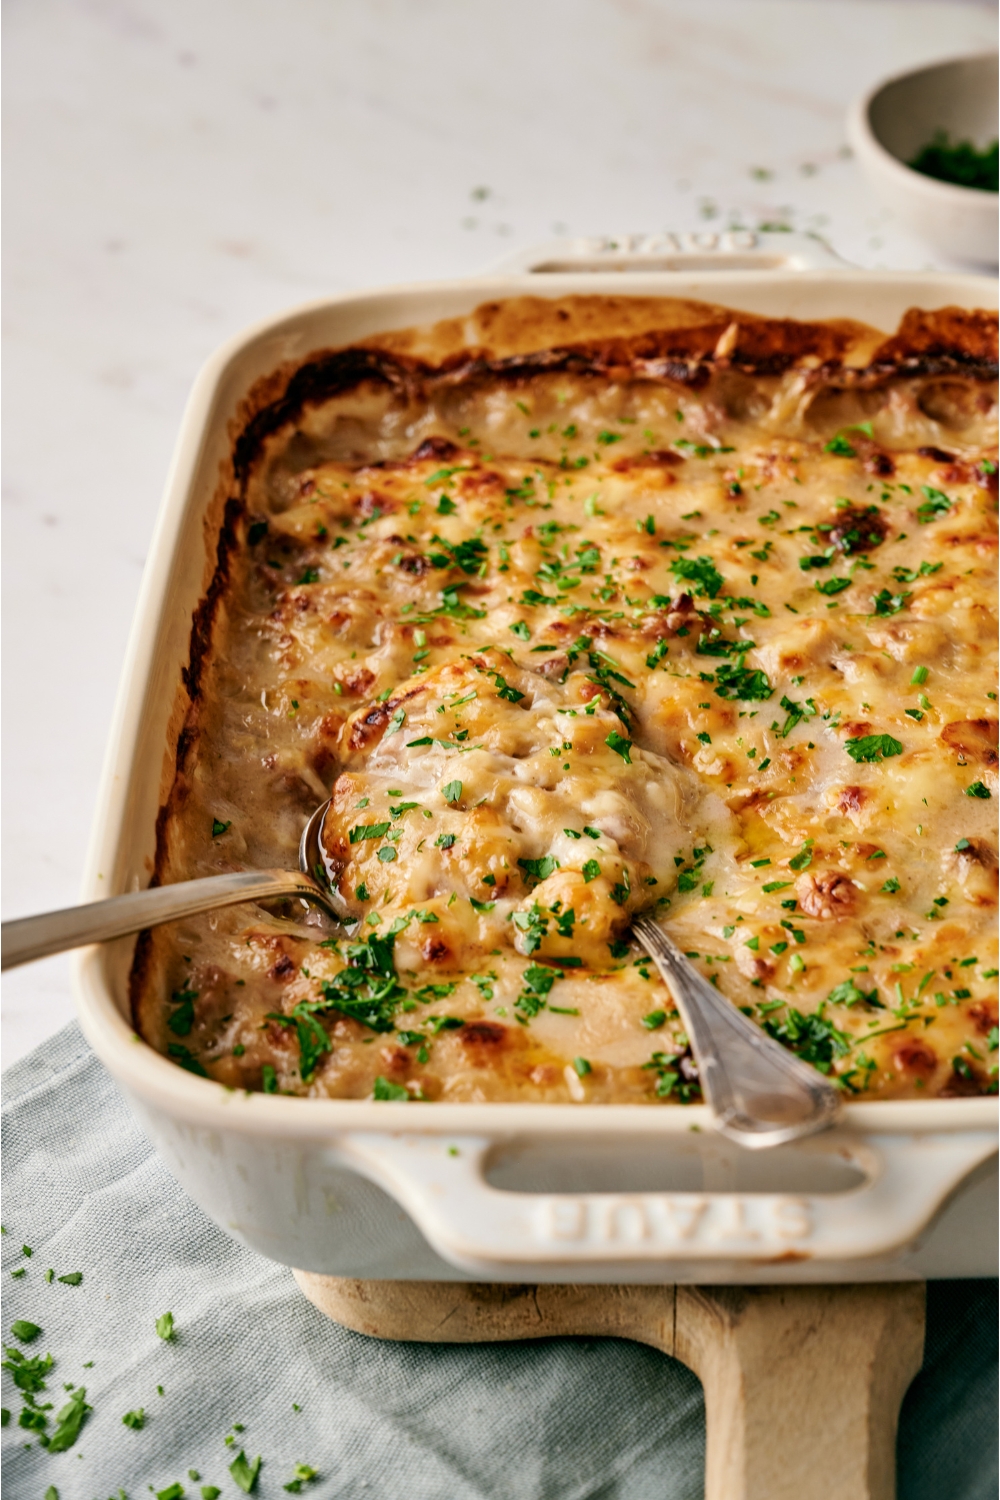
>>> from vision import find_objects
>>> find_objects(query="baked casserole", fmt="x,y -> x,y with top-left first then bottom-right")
132,295 -> 999,1104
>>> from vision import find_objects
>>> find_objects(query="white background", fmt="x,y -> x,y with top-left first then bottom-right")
3,0 -> 996,1066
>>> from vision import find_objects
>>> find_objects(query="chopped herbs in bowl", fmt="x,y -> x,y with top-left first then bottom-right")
908,132 -> 998,194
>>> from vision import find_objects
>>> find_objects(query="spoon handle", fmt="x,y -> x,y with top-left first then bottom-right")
1,870 -> 330,971
632,916 -> 841,1149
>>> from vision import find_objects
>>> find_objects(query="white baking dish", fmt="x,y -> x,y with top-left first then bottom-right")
73,234 -> 999,1285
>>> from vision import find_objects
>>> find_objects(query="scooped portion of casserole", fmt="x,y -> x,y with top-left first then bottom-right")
132,295 -> 999,1102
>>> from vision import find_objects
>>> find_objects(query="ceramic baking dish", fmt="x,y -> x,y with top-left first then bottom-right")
73,232 -> 999,1285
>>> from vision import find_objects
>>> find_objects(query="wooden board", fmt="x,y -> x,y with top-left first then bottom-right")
294,1273 -> 925,1500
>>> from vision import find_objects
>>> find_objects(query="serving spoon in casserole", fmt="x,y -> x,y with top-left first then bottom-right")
1,797 -> 840,1148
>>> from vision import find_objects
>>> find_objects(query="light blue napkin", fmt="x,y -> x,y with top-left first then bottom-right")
2,1023 -> 996,1500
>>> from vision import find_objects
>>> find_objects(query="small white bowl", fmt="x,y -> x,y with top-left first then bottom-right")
848,52 -> 998,266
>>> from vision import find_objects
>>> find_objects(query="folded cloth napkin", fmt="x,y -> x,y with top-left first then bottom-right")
1,1023 -> 996,1500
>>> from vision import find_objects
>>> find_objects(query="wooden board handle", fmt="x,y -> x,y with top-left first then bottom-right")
294,1274 -> 925,1500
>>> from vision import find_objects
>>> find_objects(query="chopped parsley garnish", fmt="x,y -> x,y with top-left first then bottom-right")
512,903 -> 548,955
871,588 -> 910,616
815,576 -> 851,596
10,1321 -> 41,1343
167,1043 -> 208,1077
284,1464 -> 319,1494
230,1450 -> 263,1494
763,1006 -> 850,1073
56,1272 -> 82,1286
582,859 -> 601,883
47,1386 -> 91,1452
349,821 -> 390,843
441,780 -> 463,804
714,663 -> 772,701
518,856 -> 559,882
605,731 -> 633,762
211,819 -> 231,838
844,734 -> 903,763
167,988 -> 197,1037
373,1077 -> 409,1101
916,486 -> 952,523
668,555 -> 724,598
155,1311 -> 176,1341
827,979 -> 880,1009
909,132 -> 998,191
966,781 -> 991,799
122,1408 -> 145,1430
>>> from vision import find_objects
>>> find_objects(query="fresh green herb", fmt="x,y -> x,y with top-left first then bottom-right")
230,1450 -> 263,1494
441,780 -> 463,804
283,1465 -> 319,1494
788,841 -> 814,872
909,132 -> 998,191
916,486 -> 951,524
824,424 -> 872,458
10,1321 -> 41,1343
56,1273 -> 82,1286
469,896 -> 496,913
605,731 -> 633,763
211,819 -> 231,838
167,988 -> 197,1037
510,621 -> 531,640
815,576 -> 851,596
373,1077 -> 409,1101
844,734 -> 903,763
966,781 -> 991,799
714,663 -> 772,701
512,903 -> 549,956
669,555 -> 724,598
827,979 -> 879,1009
122,1408 -> 145,1430
762,880 -> 792,893
406,735 -> 434,746
871,588 -> 910,616
763,1006 -> 850,1073
910,666 -> 929,685
156,1311 -> 175,1341
349,821 -> 390,843
582,859 -> 601,882
47,1386 -> 91,1452
642,1010 -> 667,1030
518,855 -> 559,882
881,877 -> 902,894
573,1057 -> 592,1077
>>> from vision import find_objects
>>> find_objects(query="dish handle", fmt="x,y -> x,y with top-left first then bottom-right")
483,229 -> 850,276
336,1128 -> 996,1276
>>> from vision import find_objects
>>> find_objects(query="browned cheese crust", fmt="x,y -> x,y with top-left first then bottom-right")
132,295 -> 999,1104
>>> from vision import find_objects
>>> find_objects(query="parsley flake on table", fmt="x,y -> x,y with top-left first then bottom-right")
155,1311 -> 176,1341
56,1272 -> 83,1286
47,1386 -> 91,1451
230,1450 -> 263,1493
10,1321 -> 41,1343
122,1407 -> 145,1429
283,1463 -> 319,1493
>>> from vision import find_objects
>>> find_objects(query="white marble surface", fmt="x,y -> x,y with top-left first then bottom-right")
2,0 -> 996,1067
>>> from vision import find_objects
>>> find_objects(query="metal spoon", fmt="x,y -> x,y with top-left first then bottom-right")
1,798 -> 341,971
632,915 -> 841,1148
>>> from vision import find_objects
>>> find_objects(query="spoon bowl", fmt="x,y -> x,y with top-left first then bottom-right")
1,797 -> 344,971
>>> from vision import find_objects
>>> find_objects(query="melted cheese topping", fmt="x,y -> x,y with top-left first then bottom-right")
134,302 -> 999,1103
